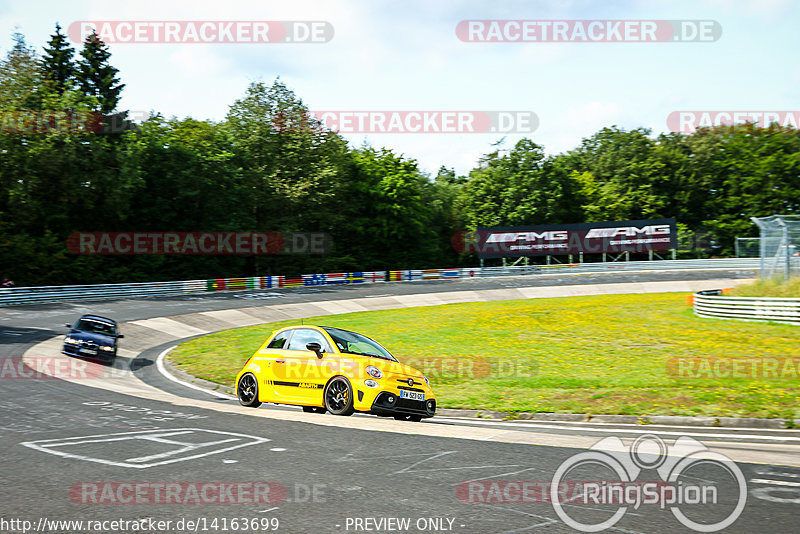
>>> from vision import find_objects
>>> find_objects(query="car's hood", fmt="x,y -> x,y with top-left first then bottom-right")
68,331 -> 115,346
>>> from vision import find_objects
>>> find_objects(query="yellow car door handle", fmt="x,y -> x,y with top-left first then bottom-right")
275,360 -> 285,364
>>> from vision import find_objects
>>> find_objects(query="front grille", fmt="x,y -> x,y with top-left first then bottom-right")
396,377 -> 423,388
371,392 -> 435,416
396,397 -> 426,411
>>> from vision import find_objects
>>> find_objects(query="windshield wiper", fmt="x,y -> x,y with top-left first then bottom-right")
341,350 -> 395,361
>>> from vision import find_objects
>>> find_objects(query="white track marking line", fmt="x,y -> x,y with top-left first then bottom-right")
21,428 -> 269,469
751,479 -> 800,487
432,418 -> 800,442
155,346 -> 235,400
435,418 -> 800,433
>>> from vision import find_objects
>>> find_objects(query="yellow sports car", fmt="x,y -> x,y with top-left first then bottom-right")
235,325 -> 436,421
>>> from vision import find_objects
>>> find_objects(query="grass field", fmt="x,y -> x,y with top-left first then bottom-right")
728,276 -> 800,297
169,292 -> 800,420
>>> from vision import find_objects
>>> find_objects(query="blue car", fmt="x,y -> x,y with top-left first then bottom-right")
63,315 -> 124,362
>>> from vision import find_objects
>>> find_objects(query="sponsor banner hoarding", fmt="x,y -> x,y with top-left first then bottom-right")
467,219 -> 677,258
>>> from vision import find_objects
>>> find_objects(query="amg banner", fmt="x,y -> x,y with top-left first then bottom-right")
463,218 -> 677,258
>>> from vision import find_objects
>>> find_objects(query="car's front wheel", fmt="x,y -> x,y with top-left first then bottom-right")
237,373 -> 262,407
324,377 -> 354,416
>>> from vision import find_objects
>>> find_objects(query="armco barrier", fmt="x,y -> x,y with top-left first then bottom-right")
0,258 -> 759,306
0,280 -> 207,306
693,289 -> 800,325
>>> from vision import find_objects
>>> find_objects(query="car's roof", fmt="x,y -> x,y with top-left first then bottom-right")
275,325 -> 360,336
78,314 -> 117,325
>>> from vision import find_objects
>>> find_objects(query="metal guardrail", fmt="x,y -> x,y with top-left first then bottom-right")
693,290 -> 800,325
0,280 -> 208,306
0,258 -> 760,307
538,258 -> 760,273
390,258 -> 760,281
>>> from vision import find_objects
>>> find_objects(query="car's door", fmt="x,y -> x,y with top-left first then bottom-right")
272,328 -> 336,403
255,328 -> 295,401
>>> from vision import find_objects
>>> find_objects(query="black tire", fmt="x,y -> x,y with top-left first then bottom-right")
237,373 -> 262,407
302,406 -> 326,414
324,376 -> 354,416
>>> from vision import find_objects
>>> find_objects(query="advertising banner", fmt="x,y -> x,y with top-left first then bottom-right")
469,219 -> 677,258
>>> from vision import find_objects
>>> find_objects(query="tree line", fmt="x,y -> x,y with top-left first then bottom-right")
1,26 -> 798,286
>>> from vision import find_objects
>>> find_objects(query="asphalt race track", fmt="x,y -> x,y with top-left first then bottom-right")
3,268 -> 800,534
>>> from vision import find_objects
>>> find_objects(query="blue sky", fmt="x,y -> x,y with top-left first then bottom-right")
1,0 -> 797,175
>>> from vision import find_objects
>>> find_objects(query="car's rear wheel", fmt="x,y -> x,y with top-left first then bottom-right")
237,373 -> 262,407
324,377 -> 354,416
302,406 -> 326,414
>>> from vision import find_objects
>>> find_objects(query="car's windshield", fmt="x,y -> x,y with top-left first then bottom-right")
323,327 -> 397,362
74,319 -> 116,336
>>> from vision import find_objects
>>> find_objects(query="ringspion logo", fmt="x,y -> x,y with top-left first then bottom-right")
549,435 -> 746,532
456,20 -> 721,42
67,21 -> 334,44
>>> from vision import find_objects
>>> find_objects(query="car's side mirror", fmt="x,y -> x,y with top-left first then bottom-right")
65,323 -> 71,329
306,342 -> 323,359
117,334 -> 125,339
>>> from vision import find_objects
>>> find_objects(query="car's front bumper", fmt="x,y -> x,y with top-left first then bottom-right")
367,391 -> 436,418
62,344 -> 115,361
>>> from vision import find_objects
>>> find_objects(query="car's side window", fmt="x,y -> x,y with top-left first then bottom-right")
286,329 -> 332,353
267,330 -> 293,349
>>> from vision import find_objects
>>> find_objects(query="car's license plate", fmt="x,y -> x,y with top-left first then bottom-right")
79,348 -> 96,355
400,390 -> 425,401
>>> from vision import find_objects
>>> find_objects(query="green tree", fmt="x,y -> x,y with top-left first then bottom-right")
225,80 -> 355,273
457,139 -> 580,229
345,146 -> 439,268
41,23 -> 76,95
0,32 -> 42,109
77,31 -> 124,113
562,127 -> 669,221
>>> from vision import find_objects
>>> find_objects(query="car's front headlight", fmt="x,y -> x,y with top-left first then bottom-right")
365,365 -> 383,379
98,345 -> 114,352
64,337 -> 80,345
364,380 -> 379,388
